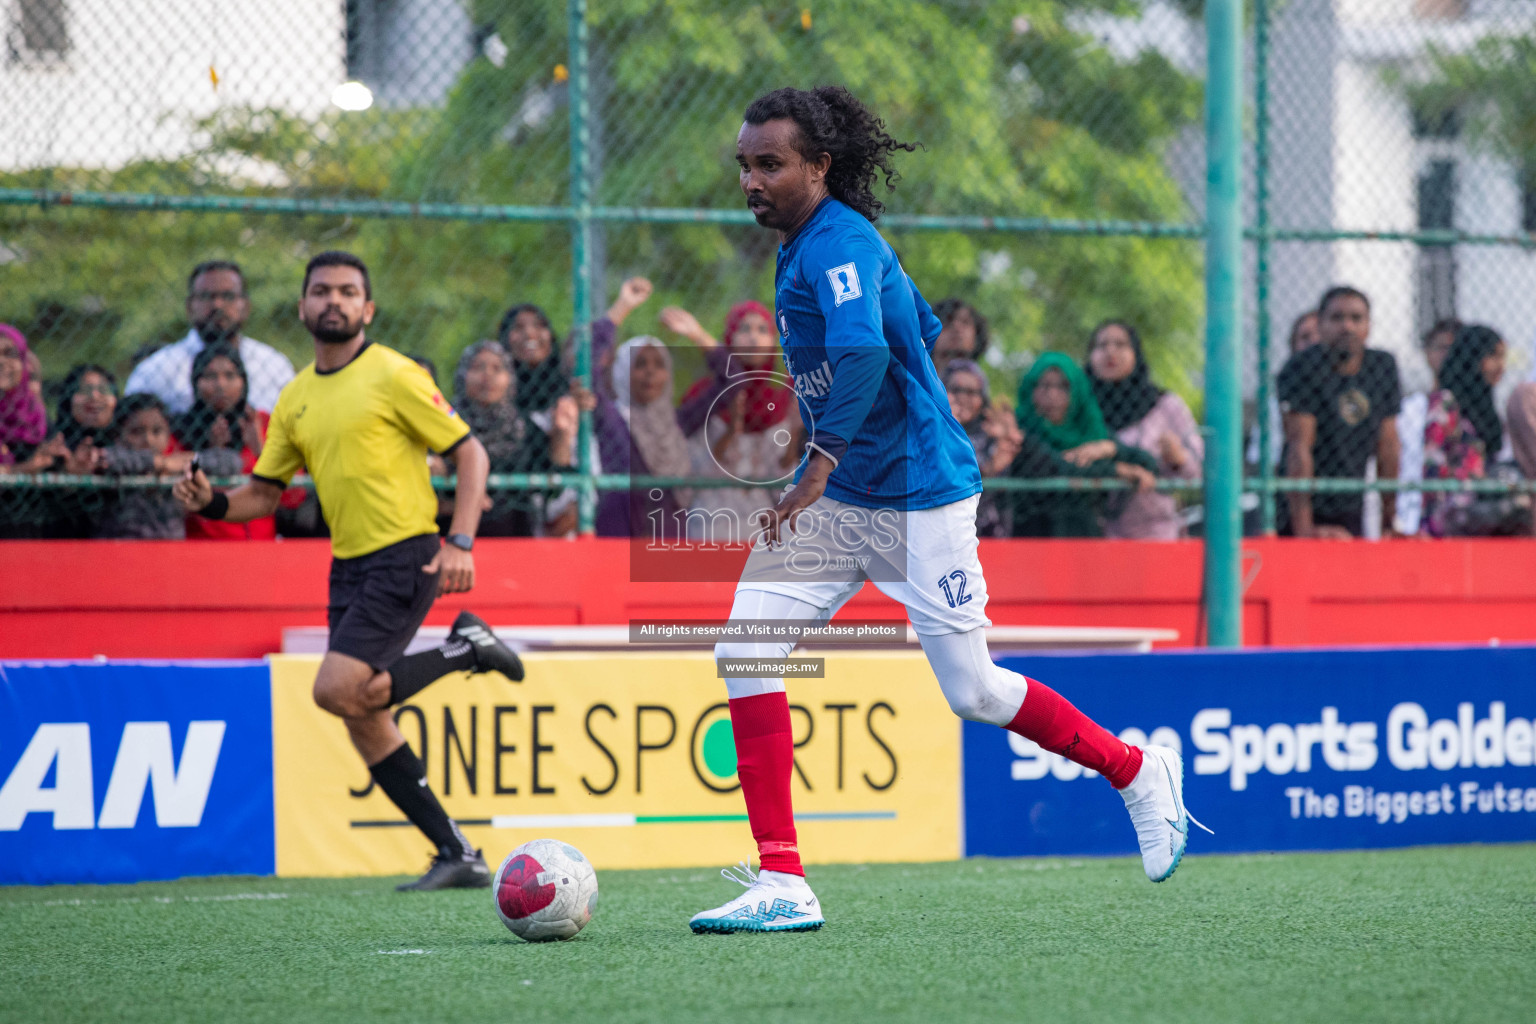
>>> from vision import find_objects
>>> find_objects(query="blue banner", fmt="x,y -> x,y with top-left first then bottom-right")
964,646 -> 1536,857
0,661 -> 274,885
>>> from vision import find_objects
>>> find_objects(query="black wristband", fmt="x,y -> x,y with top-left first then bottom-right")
201,492 -> 230,520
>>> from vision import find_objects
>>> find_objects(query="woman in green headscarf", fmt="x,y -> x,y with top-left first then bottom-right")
1006,352 -> 1158,537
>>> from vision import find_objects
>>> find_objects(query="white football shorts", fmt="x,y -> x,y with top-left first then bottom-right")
733,492 -> 992,636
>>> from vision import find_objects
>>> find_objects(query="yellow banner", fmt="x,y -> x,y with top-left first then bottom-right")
269,652 -> 960,876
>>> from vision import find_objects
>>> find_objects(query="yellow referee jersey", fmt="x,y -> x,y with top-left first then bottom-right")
252,342 -> 470,559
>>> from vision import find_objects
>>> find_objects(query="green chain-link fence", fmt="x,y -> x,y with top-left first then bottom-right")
2,0 -> 1534,556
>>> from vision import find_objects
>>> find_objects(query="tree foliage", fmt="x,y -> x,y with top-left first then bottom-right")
1,0 -> 1203,405
1396,33 -> 1536,180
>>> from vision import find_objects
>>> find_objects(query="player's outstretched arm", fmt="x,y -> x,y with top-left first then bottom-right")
173,468 -> 282,523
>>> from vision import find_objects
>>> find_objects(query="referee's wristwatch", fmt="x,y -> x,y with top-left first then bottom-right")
446,533 -> 475,552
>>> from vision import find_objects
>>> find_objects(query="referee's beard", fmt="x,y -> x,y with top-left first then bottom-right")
304,308 -> 366,346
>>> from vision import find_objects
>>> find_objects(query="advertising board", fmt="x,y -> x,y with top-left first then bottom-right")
963,646 -> 1536,857
270,651 -> 961,875
0,661 -> 274,884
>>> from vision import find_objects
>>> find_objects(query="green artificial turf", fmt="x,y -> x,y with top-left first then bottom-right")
3,846 -> 1534,1024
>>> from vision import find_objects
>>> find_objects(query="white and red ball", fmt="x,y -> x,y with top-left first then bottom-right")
492,839 -> 599,941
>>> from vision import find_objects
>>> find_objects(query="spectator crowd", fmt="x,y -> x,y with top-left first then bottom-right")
2,259 -> 1533,541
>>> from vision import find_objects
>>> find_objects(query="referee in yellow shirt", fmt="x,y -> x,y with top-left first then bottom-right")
176,251 -> 523,891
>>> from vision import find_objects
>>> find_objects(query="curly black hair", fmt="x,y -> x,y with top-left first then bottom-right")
743,86 -> 918,223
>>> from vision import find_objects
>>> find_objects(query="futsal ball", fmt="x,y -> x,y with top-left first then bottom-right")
493,839 -> 599,942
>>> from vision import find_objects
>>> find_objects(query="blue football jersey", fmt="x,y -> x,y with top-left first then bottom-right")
775,198 -> 981,510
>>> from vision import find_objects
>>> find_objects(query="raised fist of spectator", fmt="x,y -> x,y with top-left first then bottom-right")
607,277 -> 654,327
659,306 -> 717,348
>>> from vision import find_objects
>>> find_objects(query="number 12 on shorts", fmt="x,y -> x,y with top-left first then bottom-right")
937,570 -> 971,609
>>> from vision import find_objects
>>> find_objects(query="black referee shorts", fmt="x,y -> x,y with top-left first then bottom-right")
327,533 -> 441,670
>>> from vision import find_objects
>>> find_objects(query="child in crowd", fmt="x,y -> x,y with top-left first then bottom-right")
96,394 -> 195,539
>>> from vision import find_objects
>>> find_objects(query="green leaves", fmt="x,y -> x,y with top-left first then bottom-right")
2,0 -> 1204,405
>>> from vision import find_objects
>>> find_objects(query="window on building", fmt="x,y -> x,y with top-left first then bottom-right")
1416,160 -> 1458,338
1416,246 -> 1457,340
1410,102 -> 1461,141
345,0 -> 383,84
10,0 -> 69,61
1418,160 -> 1457,231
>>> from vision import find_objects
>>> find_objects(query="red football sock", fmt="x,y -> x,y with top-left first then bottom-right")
1006,678 -> 1143,789
729,692 -> 803,876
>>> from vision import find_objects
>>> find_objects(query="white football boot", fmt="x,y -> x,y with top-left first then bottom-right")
689,861 -> 825,934
1120,745 -> 1212,882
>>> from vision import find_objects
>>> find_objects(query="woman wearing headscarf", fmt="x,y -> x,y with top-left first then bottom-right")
942,359 -> 1021,538
35,364 -> 121,537
1422,324 -> 1530,536
591,336 -> 696,538
663,300 -> 799,543
451,339 -> 577,537
499,276 -> 660,423
0,324 -> 54,537
498,302 -> 569,418
173,344 -> 282,540
0,324 -> 49,470
1086,320 -> 1203,539
1007,352 -> 1158,538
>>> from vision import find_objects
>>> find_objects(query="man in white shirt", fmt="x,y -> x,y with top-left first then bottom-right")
125,260 -> 295,414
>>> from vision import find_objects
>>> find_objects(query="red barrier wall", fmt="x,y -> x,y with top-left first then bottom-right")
3,538 -> 1535,658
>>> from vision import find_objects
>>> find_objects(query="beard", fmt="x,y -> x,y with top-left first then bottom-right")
194,316 -> 241,346
303,308 -> 365,345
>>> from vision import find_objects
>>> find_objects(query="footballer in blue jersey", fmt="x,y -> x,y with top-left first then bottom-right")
690,86 -> 1206,935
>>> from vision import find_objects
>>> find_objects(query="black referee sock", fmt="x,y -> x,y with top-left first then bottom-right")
386,639 -> 478,706
369,744 -> 472,859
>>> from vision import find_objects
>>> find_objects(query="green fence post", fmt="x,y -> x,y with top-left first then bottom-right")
1203,0 -> 1245,647
568,0 -> 597,534
1254,0 -> 1276,535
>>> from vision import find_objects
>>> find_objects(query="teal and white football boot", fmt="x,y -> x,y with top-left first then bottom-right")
689,861 -> 824,934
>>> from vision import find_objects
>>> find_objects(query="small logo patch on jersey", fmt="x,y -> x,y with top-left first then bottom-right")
826,263 -> 862,306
